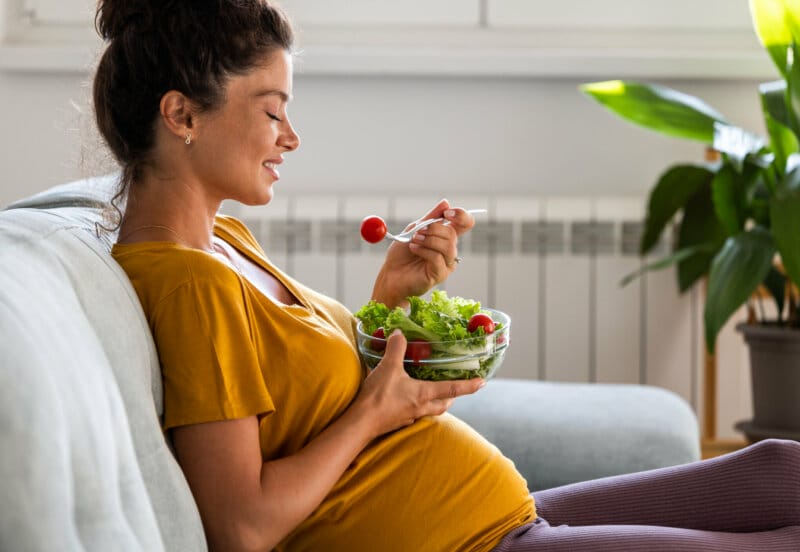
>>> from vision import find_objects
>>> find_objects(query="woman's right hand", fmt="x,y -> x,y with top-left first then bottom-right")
354,329 -> 485,438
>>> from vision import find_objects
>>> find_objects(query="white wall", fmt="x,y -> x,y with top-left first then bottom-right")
0,70 -> 769,207
0,1 -> 777,439
0,70 -> 89,205
0,0 -> 773,204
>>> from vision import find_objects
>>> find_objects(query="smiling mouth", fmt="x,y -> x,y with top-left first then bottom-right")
263,162 -> 281,180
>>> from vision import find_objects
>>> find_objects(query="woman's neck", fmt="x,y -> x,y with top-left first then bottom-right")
117,173 -> 221,251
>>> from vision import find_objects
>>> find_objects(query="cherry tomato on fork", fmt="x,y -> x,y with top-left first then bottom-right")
360,215 -> 387,243
468,313 -> 495,335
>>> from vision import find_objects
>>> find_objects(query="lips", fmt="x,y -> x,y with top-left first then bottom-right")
263,159 -> 282,179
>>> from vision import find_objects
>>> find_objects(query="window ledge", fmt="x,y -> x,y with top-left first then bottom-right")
0,27 -> 778,80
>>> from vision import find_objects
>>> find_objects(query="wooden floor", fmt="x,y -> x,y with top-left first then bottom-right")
701,438 -> 749,459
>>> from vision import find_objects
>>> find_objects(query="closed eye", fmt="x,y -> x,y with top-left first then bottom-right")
267,112 -> 283,122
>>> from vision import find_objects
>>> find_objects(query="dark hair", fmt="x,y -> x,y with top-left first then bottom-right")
92,0 -> 294,229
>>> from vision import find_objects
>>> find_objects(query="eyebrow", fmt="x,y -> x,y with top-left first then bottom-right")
252,89 -> 292,102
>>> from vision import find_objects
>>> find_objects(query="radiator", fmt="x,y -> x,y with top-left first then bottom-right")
228,193 -> 752,440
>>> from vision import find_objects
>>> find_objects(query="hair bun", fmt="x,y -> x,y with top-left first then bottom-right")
94,0 -> 162,40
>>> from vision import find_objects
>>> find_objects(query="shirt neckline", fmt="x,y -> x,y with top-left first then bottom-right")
212,219 -> 313,313
112,220 -> 313,313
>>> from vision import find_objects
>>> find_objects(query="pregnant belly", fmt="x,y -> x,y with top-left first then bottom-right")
280,414 -> 536,552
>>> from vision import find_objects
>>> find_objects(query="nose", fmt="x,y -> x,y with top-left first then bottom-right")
279,119 -> 300,152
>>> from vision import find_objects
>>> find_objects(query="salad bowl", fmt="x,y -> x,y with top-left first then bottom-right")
355,292 -> 510,381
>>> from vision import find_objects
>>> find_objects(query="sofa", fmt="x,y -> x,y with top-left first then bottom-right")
0,174 -> 700,551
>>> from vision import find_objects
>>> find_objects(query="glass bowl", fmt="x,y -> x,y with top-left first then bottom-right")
356,308 -> 510,381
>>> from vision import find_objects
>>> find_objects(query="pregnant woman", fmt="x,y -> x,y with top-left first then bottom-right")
96,1 -> 800,550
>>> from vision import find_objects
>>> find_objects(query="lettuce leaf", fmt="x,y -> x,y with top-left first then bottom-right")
354,290 -> 493,348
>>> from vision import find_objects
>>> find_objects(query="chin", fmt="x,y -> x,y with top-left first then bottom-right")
244,187 -> 274,207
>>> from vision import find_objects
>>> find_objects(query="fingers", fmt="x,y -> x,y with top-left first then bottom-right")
427,377 -> 485,401
381,329 -> 407,367
378,333 -> 486,404
411,201 -> 476,236
384,328 -> 407,352
441,207 -> 476,236
408,227 -> 458,272
415,198 -> 450,225
407,202 -> 475,265
426,398 -> 454,417
414,378 -> 484,418
362,333 -> 487,431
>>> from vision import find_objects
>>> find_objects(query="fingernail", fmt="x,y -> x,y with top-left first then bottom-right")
445,209 -> 456,218
478,379 -> 487,389
391,329 -> 403,337
414,233 -> 426,242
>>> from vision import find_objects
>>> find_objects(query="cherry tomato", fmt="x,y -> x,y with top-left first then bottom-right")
371,327 -> 387,352
468,313 -> 495,334
360,215 -> 387,243
405,340 -> 432,365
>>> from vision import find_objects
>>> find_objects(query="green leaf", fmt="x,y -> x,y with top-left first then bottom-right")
640,164 -> 715,255
581,81 -> 728,143
770,177 -> 800,292
676,184 -> 729,292
711,163 -> 757,235
761,81 -> 800,173
762,266 -> 787,320
704,227 -> 776,353
786,42 -> 800,135
749,0 -> 800,77
713,122 -> 765,172
619,244 -> 716,287
761,80 -> 792,126
788,163 -> 800,188
748,175 -> 772,224
776,161 -> 800,194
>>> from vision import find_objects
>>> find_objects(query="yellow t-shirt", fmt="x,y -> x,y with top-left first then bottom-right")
112,215 -> 535,552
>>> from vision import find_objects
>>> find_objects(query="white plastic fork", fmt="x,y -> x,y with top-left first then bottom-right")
385,209 -> 487,243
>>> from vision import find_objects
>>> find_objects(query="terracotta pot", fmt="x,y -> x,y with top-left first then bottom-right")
735,323 -> 800,441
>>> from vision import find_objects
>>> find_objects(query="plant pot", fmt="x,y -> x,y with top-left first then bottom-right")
735,323 -> 800,442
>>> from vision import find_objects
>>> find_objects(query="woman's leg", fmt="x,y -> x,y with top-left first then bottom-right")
534,439 -> 800,531
492,518 -> 800,552
492,439 -> 800,552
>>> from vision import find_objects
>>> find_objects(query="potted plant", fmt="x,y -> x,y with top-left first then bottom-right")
580,0 -> 800,441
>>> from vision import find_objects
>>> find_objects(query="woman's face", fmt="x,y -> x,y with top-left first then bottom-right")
190,49 -> 300,206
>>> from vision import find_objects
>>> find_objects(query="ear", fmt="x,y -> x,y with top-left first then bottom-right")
159,90 -> 196,140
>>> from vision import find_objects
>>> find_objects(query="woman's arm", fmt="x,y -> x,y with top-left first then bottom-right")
372,201 -> 476,308
171,331 -> 484,551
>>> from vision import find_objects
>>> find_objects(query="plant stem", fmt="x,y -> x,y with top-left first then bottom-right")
762,163 -> 778,195
757,293 -> 767,322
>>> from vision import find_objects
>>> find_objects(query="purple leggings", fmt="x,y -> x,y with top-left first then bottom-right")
493,439 -> 800,551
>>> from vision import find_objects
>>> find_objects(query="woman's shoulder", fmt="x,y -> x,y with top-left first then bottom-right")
113,240 -> 218,271
214,214 -> 262,251
112,241 -> 240,300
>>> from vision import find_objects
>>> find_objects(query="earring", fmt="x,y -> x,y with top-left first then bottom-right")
185,133 -> 192,145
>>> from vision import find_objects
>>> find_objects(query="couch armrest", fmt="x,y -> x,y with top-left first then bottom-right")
449,378 -> 700,491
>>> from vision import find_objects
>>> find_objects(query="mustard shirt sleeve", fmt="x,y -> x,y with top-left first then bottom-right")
152,271 -> 275,430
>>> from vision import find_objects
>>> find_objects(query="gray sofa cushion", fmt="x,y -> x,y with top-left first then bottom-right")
0,204 -> 207,551
449,379 -> 700,491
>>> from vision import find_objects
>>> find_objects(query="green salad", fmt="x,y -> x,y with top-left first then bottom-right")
354,290 -> 508,381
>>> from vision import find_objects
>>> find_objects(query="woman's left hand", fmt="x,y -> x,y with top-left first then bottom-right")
371,200 -> 476,308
